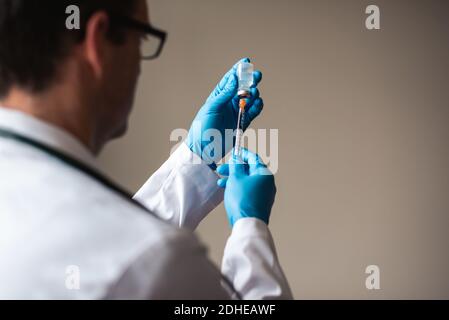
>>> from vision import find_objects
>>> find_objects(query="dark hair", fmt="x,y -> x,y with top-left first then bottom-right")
0,0 -> 138,98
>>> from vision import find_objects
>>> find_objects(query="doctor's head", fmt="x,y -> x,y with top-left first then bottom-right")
0,0 -> 165,154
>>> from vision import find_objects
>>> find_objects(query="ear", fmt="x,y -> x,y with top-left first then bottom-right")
82,11 -> 110,79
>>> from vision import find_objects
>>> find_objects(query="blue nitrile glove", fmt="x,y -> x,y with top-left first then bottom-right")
186,58 -> 264,169
216,149 -> 276,227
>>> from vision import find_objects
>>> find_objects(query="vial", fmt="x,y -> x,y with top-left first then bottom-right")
237,62 -> 254,98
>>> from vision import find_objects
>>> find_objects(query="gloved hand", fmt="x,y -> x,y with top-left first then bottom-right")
217,149 -> 276,227
186,58 -> 264,169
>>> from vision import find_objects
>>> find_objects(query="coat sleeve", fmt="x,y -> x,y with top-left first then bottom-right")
133,144 -> 292,299
222,218 -> 293,299
133,143 -> 224,230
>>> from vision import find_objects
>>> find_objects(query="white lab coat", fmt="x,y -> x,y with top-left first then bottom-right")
0,107 -> 292,300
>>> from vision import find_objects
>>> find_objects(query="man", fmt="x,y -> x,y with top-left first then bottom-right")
0,0 -> 292,299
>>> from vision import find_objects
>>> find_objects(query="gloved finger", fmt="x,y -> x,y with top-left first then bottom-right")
240,148 -> 267,175
247,87 -> 260,106
217,163 -> 230,177
208,74 -> 238,111
217,178 -> 228,188
247,87 -> 260,107
256,166 -> 273,176
209,58 -> 250,99
243,98 -> 264,129
251,70 -> 263,88
229,155 -> 247,176
236,88 -> 260,122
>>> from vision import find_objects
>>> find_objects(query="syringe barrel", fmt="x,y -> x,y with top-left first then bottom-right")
233,106 -> 245,157
234,128 -> 244,158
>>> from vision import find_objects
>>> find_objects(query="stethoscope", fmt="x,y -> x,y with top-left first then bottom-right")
0,127 -> 241,300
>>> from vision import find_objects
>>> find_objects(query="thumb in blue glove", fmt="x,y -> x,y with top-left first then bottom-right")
187,58 -> 264,169
217,149 -> 276,227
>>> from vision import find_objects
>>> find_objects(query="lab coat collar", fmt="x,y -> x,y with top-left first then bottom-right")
0,107 -> 99,170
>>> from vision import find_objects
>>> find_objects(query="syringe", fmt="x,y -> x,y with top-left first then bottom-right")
234,62 -> 254,158
234,99 -> 247,157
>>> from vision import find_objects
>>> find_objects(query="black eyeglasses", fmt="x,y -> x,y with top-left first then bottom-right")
110,14 -> 167,60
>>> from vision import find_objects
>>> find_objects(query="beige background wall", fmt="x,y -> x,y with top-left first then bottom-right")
98,0 -> 449,299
